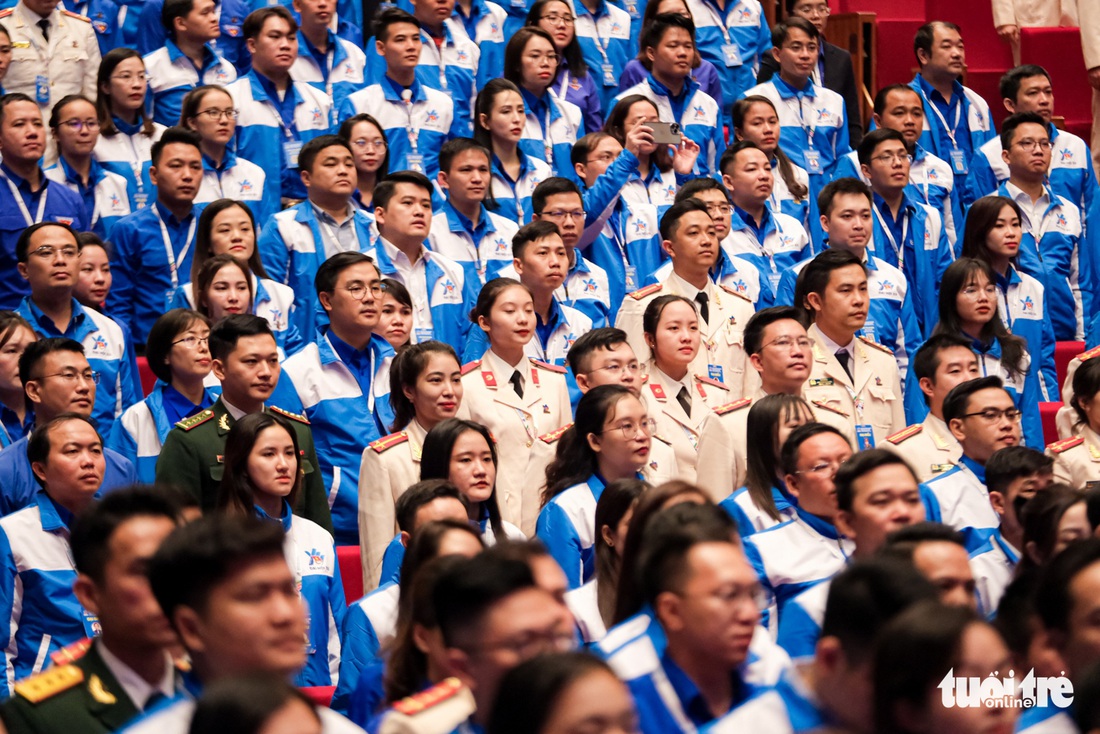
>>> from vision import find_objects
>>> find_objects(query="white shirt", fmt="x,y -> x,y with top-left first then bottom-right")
379,236 -> 434,334
483,347 -> 525,395
1003,180 -> 1052,235
97,643 -> 176,712
815,327 -> 856,365
221,397 -> 250,421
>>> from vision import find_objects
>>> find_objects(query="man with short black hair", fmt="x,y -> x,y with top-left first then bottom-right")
291,0 -> 367,115
155,314 -> 332,531
923,376 -> 1023,552
0,488 -> 182,731
880,522 -> 978,609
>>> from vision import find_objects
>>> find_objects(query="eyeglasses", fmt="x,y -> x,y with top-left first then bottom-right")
871,151 -> 913,164
796,459 -> 843,477
1013,138 -> 1053,151
193,108 -> 240,121
472,628 -> 575,658
540,209 -> 585,220
110,72 -> 150,83
351,138 -> 387,150
588,361 -> 643,378
30,245 -> 79,259
794,3 -> 830,17
705,203 -> 732,215
58,118 -> 100,132
961,284 -> 998,299
963,408 -> 1023,424
585,152 -> 617,165
540,12 -> 574,24
524,51 -> 559,64
602,417 -> 657,439
761,336 -> 814,352
172,335 -> 210,348
343,284 -> 384,300
679,584 -> 770,611
33,369 -> 100,385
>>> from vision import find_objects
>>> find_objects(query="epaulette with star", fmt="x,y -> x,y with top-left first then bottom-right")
460,359 -> 481,376
532,359 -> 566,373
379,677 -> 476,734
886,425 -> 923,445
1048,436 -> 1084,454
270,406 -> 310,425
1079,345 -> 1100,362
13,665 -> 83,704
694,374 -> 728,389
49,638 -> 91,666
628,283 -> 663,300
62,9 -> 91,20
370,432 -> 409,454
719,284 -> 753,302
539,424 -> 572,443
713,398 -> 751,415
0,9 -> 14,17
176,409 -> 214,431
857,336 -> 895,355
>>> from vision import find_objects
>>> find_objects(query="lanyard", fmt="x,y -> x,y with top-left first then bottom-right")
317,214 -> 360,257
1,173 -> 47,227
786,94 -> 816,148
541,104 -> 554,165
580,11 -> 613,66
155,207 -> 197,288
873,202 -> 908,269
264,86 -> 298,140
557,70 -> 571,99
918,88 -> 962,150
700,0 -> 733,45
402,92 -> 420,156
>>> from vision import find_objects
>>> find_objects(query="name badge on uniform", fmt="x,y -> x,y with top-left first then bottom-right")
82,609 -> 102,638
35,75 -> 50,106
414,327 -> 433,343
625,1 -> 639,18
134,192 -> 149,208
804,149 -> 822,174
407,154 -> 424,173
767,270 -> 782,291
625,265 -> 637,292
283,139 -> 303,168
708,364 -> 723,382
855,424 -> 876,450
932,463 -> 954,474
862,321 -> 876,341
602,63 -> 616,87
809,377 -> 834,387
949,149 -> 968,175
721,44 -> 742,67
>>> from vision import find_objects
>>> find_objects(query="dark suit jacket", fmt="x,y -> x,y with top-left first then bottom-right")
757,41 -> 863,147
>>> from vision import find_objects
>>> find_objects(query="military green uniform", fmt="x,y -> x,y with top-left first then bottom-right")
1,640 -> 142,734
154,397 -> 333,533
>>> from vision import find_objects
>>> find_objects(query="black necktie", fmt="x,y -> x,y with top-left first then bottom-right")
677,385 -> 692,416
835,350 -> 853,382
509,370 -> 524,399
37,19 -> 49,42
694,291 -> 710,324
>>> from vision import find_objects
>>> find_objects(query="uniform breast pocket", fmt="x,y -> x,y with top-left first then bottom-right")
208,461 -> 225,483
867,384 -> 897,426
807,385 -> 851,417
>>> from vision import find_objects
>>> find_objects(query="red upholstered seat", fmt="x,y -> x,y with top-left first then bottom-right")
301,686 -> 335,707
1056,341 -> 1085,390
1040,402 -> 1062,447
337,545 -> 364,606
1020,29 -> 1091,133
136,356 -> 156,397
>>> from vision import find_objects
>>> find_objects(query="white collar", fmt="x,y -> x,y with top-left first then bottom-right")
814,326 -> 855,359
1003,180 -> 1050,209
380,236 -> 427,269
651,363 -> 693,398
96,642 -> 176,711
221,397 -> 256,421
484,347 -> 526,378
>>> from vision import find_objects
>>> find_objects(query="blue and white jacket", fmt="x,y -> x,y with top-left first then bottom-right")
73,0 -> 120,55
992,264 -> 1057,402
16,297 -> 141,431
908,74 -> 996,175
93,119 -> 165,212
572,0 -> 633,115
741,507 -> 852,630
963,123 -> 1096,219
463,297 -> 592,366
741,76 -> 850,180
773,578 -> 829,663
0,167 -> 89,310
597,611 -> 790,734
44,158 -> 131,240
427,201 -> 519,287
723,203 -> 810,304
994,182 -> 1087,341
684,0 -> 770,119
497,253 -> 612,329
767,156 -> 812,235
107,381 -> 219,484
868,193 -> 952,335
536,473 -> 608,590
518,87 -> 584,182
143,40 -> 237,127
969,528 -> 1019,618
258,202 -> 377,345
105,201 -> 204,344
0,437 -> 136,518
273,331 -> 394,545
703,666 -> 826,734
920,455 -> 1001,553
833,145 -> 963,251
332,581 -> 399,714
136,0 -> 251,75
615,75 -> 725,177
194,149 -> 275,230
367,238 -> 480,350
0,493 -> 90,696
449,0 -> 506,84
620,161 -> 680,224
226,71 -> 333,202
338,76 -> 453,183
490,149 -> 552,226
775,251 -> 923,379
719,484 -> 796,540
292,30 -> 367,123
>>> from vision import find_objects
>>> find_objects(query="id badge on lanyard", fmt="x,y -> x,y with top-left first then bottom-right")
157,208 -> 198,289
404,99 -> 424,173
2,174 -> 47,228
873,204 -> 908,269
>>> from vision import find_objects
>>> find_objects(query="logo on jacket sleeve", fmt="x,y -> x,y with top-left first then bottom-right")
310,107 -> 323,125
1059,148 -> 1074,164
1056,212 -> 1068,230
90,335 -> 108,354
583,277 -> 598,292
304,547 -> 331,571
1020,296 -> 1035,314
239,179 -> 255,195
214,66 -> 229,83
692,104 -> 707,120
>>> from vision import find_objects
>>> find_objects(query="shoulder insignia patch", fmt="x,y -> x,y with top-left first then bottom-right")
1048,436 -> 1084,454
369,431 -> 409,453
886,425 -> 923,445
269,406 -> 310,425
713,398 -> 751,415
628,283 -> 663,300
62,9 -> 91,20
532,359 -> 567,373
857,336 -> 895,355
539,424 -> 572,443
14,665 -> 83,704
391,677 -> 474,718
651,433 -> 672,446
0,9 -> 13,17
177,409 -> 214,431
460,359 -> 482,376
811,400 -> 850,418
1080,346 -> 1100,362
49,638 -> 91,667
694,374 -> 728,389
719,284 -> 753,302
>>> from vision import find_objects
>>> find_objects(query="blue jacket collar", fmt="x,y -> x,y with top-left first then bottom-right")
772,74 -> 816,99
645,72 -> 699,104
18,296 -> 95,342
795,505 -> 843,540
317,327 -> 393,368
202,148 -> 238,175
916,73 -> 965,106
58,156 -> 106,189
959,454 -> 987,485
255,500 -> 293,532
443,200 -> 496,237
492,149 -> 537,184
381,74 -> 426,104
247,69 -> 302,107
37,491 -> 76,532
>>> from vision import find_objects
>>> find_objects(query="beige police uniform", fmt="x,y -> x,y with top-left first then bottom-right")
884,413 -> 963,483
458,349 -> 571,535
615,273 -> 757,400
1048,428 -> 1100,490
642,363 -> 733,486
537,421 -> 679,489
1056,346 -> 1099,438
357,419 -> 429,592
803,324 -> 905,447
2,3 -> 99,115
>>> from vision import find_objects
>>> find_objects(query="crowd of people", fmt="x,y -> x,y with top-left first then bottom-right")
0,0 -> 1095,729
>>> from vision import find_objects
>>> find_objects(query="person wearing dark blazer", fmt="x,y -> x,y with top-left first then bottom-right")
756,0 -> 862,147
